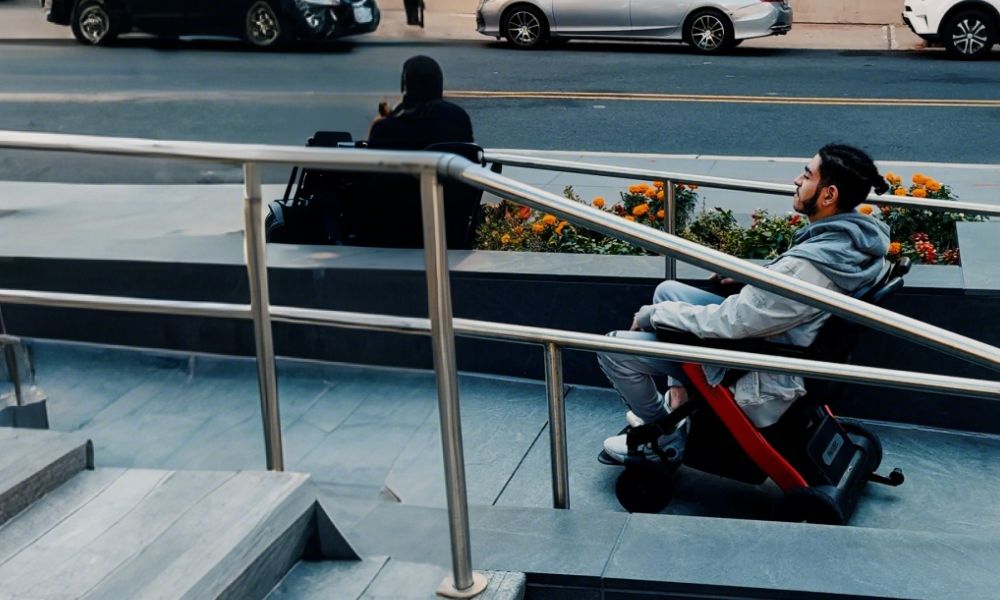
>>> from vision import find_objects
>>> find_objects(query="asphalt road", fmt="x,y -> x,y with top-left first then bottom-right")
1,38 -> 999,182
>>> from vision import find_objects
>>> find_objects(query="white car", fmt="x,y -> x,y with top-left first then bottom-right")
903,0 -> 1000,59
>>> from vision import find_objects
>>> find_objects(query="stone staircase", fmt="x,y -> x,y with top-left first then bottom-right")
0,427 -> 526,600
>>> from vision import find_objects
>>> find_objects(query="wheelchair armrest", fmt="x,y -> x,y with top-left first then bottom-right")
653,326 -> 809,358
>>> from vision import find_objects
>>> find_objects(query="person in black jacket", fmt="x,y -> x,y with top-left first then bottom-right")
368,55 -> 474,150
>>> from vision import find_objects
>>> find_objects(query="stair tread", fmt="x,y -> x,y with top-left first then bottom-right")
0,428 -> 91,528
0,467 -> 312,600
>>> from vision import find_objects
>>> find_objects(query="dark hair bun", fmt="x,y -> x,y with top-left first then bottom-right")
872,178 -> 890,195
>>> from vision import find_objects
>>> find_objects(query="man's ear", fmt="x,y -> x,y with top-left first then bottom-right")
824,185 -> 839,207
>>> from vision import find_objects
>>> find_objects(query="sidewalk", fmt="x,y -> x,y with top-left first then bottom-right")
0,151 -> 995,263
1,0 -> 926,51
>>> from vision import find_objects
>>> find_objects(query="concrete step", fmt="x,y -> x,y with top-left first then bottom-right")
0,466 -> 322,599
0,427 -> 92,528
268,555 -> 525,600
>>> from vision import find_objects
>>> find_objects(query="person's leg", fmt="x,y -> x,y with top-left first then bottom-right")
650,280 -> 725,405
597,330 -> 694,423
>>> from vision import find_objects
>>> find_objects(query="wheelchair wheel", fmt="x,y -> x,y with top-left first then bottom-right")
841,421 -> 883,472
773,487 -> 845,525
615,462 -> 675,514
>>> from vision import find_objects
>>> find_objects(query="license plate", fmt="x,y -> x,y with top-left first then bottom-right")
353,6 -> 373,23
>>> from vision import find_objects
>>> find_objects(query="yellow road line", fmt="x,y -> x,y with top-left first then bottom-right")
447,90 -> 1000,108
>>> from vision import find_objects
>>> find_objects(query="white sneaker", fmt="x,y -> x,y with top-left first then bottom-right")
625,410 -> 645,429
602,429 -> 686,464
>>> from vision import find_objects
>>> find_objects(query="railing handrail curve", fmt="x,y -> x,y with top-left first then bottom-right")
484,151 -> 1000,218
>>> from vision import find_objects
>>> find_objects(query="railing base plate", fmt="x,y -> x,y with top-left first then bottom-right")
436,572 -> 488,598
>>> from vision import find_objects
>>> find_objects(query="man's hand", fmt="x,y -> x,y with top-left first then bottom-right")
710,273 -> 736,286
631,305 -> 654,331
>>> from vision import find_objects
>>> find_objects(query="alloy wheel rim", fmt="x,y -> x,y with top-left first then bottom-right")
953,18 -> 988,54
79,6 -> 110,44
249,2 -> 279,45
509,11 -> 540,45
691,15 -> 725,50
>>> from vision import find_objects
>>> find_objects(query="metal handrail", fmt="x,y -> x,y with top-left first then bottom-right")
484,151 -> 1000,217
1,289 -> 999,401
4,129 -> 1000,595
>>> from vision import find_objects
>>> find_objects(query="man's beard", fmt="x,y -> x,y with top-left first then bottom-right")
797,187 -> 821,217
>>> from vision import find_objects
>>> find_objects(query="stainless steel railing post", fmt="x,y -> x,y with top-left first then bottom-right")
242,162 -> 284,472
664,180 -> 677,280
419,168 -> 486,597
544,342 -> 570,509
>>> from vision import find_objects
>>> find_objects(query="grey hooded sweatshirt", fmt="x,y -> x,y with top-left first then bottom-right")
636,211 -> 890,427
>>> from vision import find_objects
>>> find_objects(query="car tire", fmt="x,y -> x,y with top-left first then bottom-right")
244,0 -> 286,48
684,9 -> 734,54
70,0 -> 118,46
942,9 -> 997,60
502,5 -> 548,49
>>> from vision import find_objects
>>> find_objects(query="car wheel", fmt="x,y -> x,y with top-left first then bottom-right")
245,0 -> 285,48
685,9 -> 734,54
942,9 -> 997,60
71,0 -> 118,46
502,6 -> 548,49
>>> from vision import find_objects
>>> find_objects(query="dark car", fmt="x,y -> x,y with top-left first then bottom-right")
41,0 -> 380,47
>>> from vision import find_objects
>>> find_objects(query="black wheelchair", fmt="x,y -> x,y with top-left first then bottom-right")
605,259 -> 910,524
265,131 -> 488,249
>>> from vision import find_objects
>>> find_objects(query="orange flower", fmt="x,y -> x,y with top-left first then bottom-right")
656,190 -> 665,201
656,209 -> 665,219
555,221 -> 568,235
912,187 -> 927,198
629,183 -> 651,194
500,234 -> 511,244
893,187 -> 907,197
888,242 -> 902,256
858,204 -> 874,215
644,189 -> 657,199
592,196 -> 605,208
625,216 -> 636,222
885,172 -> 901,185
542,214 -> 558,226
926,180 -> 942,192
516,205 -> 532,220
531,222 -> 545,234
632,204 -> 650,217
912,173 -> 927,185
675,183 -> 686,191
654,181 -> 664,189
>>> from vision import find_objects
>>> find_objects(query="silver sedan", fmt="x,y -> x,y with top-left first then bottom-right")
476,0 -> 792,51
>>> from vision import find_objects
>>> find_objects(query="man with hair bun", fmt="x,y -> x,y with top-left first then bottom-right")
599,144 -> 891,463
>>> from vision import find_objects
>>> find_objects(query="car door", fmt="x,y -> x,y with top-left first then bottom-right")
550,0 -> 630,35
627,0 -> 691,37
124,0 -> 194,32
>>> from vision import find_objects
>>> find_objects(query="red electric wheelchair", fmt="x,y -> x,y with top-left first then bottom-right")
602,259 -> 909,524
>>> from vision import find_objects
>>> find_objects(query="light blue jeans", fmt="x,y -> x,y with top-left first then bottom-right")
597,280 -> 724,422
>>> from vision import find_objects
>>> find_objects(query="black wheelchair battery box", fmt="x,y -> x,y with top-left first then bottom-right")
806,416 -> 855,486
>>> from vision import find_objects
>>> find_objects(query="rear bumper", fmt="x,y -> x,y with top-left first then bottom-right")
732,2 -> 792,40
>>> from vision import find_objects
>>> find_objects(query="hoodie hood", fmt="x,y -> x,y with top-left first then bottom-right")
780,211 -> 890,292
400,55 -> 443,104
